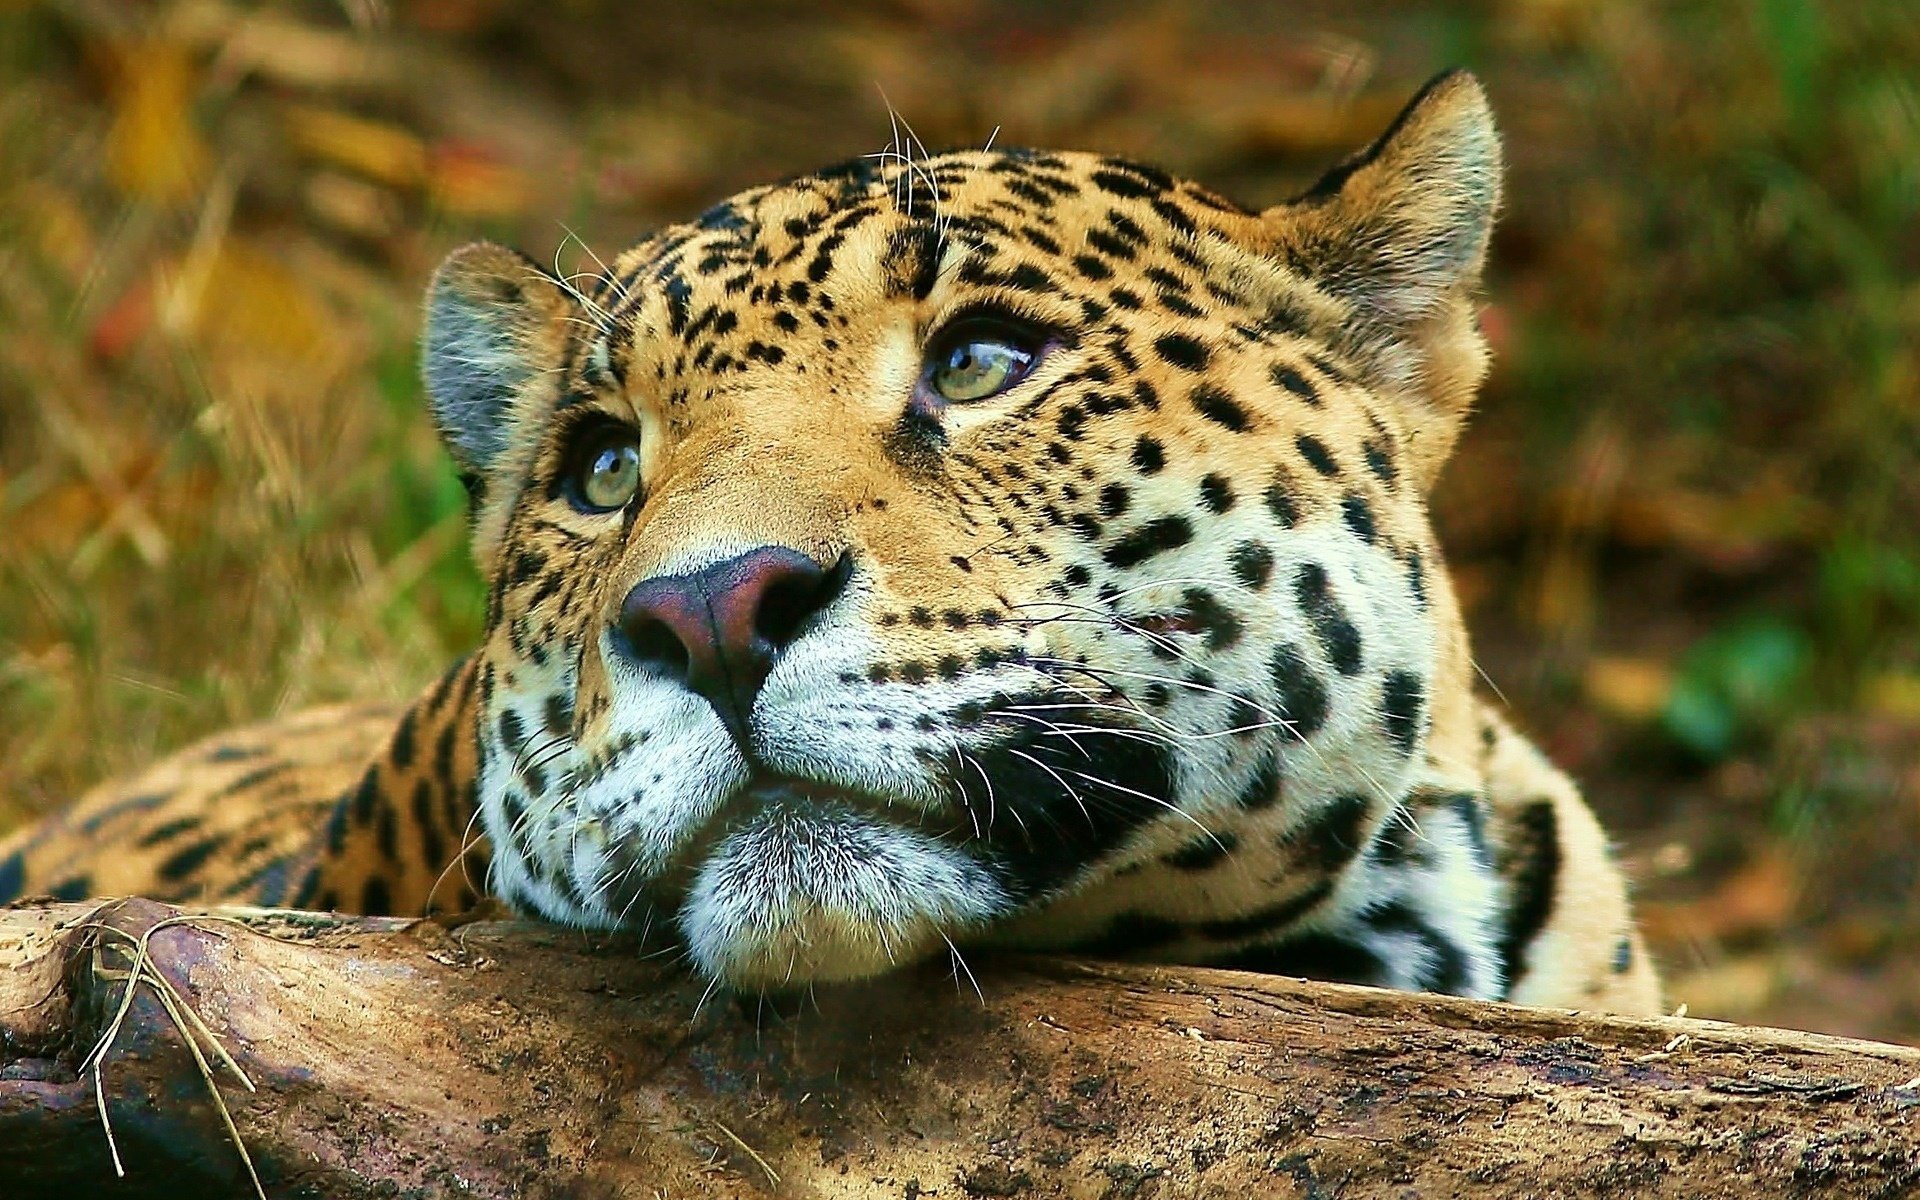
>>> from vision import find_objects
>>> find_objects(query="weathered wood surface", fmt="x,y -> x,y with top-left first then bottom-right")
2,899 -> 1918,1199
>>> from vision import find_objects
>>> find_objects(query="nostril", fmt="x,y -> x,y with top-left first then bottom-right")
755,551 -> 853,650
616,615 -> 693,680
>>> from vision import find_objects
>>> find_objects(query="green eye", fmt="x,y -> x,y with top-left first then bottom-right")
927,322 -> 1042,403
567,430 -> 643,513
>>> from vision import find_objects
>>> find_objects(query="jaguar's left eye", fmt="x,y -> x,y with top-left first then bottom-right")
562,426 -> 644,514
925,319 -> 1045,403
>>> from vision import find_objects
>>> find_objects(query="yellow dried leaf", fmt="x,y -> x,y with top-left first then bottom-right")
284,106 -> 428,189
105,42 -> 211,204
162,239 -> 331,363
428,145 -> 535,219
1584,655 -> 1673,721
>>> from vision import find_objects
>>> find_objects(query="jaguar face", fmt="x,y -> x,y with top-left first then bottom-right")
424,72 -> 1499,989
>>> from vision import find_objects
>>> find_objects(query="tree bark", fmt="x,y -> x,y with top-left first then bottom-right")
3,899 -> 1917,1199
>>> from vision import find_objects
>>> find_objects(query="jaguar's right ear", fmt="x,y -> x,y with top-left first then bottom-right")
421,242 -> 578,478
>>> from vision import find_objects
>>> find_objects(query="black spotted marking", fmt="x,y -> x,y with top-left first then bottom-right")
544,692 -> 573,736
1364,439 -> 1398,485
1263,469 -> 1299,528
1162,828 -> 1241,873
1234,752 -> 1283,813
1295,433 -> 1339,476
1294,564 -> 1363,675
136,815 -> 202,848
1072,254 -> 1112,280
1229,541 -> 1274,589
289,869 -> 321,909
1270,363 -> 1320,406
1499,801 -> 1563,996
1341,495 -> 1377,544
1153,333 -> 1208,372
1195,879 -> 1333,941
413,778 -> 447,876
887,222 -> 944,301
241,856 -> 294,906
887,400 -> 948,468
1179,587 -> 1242,650
78,791 -> 168,835
973,721 -> 1178,901
1075,911 -> 1187,957
1380,671 -> 1426,756
49,875 -> 93,902
1214,932 -> 1384,985
1190,385 -> 1249,431
1103,515 -> 1193,570
1368,901 -> 1471,995
1269,644 -> 1329,741
350,769 -> 382,826
361,877 -> 394,916
1131,436 -> 1166,474
376,801 -> 399,862
1443,791 -> 1491,867
1284,792 -> 1372,869
1088,168 -> 1161,199
158,837 -> 223,883
1199,474 -> 1234,514
324,797 -> 351,856
1370,805 -> 1420,865
498,709 -> 526,755
1099,482 -> 1131,517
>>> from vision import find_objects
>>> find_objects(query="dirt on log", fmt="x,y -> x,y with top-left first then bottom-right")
2,899 -> 1918,1199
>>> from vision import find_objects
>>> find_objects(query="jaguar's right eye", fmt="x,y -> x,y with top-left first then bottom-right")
563,428 -> 643,514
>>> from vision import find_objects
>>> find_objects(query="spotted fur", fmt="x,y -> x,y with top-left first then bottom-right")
0,72 -> 1658,1012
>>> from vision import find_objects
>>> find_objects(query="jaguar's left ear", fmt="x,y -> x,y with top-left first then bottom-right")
422,241 -> 579,479
1264,70 -> 1501,474
421,241 -> 583,566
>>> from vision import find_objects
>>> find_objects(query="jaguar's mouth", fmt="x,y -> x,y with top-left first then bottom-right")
666,772 -> 1008,989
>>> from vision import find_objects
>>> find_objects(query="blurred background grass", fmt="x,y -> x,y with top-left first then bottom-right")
1,0 -> 1915,1039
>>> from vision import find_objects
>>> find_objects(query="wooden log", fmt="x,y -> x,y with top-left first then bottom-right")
2,898 -> 1917,1199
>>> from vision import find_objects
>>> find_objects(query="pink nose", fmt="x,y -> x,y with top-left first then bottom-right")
615,546 -> 848,735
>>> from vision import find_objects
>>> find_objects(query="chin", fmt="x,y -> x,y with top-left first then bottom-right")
675,795 -> 1010,990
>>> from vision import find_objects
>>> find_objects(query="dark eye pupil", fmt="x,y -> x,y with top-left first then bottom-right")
594,448 -> 622,476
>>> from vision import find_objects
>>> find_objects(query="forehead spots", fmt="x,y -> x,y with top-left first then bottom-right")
1271,364 -> 1320,406
1153,333 -> 1208,372
1364,438 -> 1399,485
1189,384 -> 1250,432
1295,434 -> 1339,476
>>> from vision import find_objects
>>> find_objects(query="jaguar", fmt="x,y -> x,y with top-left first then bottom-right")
0,71 -> 1660,1012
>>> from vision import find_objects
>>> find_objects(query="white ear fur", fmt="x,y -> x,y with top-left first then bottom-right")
421,241 -> 575,475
